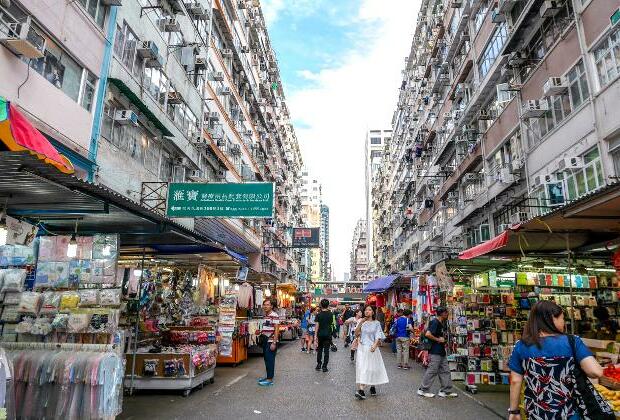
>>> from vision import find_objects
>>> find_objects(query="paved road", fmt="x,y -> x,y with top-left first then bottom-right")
120,340 -> 504,420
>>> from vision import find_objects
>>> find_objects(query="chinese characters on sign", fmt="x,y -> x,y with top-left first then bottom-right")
166,183 -> 274,218
291,228 -> 320,248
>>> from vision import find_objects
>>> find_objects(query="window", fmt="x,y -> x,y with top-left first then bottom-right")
81,71 -> 97,111
564,147 -> 605,201
478,24 -> 508,79
370,137 -> 382,145
78,0 -> 106,28
527,94 -> 572,148
474,0 -> 490,33
567,60 -> 589,109
593,25 -> 620,88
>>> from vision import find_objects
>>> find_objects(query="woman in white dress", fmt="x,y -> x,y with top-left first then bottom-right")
354,305 -> 389,400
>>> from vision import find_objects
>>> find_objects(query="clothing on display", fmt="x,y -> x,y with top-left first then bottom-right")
237,283 -> 254,309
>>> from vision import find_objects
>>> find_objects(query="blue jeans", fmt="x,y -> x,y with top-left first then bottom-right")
262,341 -> 277,380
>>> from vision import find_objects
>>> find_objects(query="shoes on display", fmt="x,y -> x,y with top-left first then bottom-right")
438,391 -> 458,398
258,380 -> 274,387
355,390 -> 366,400
403,365 -> 411,370
315,363 -> 321,371
369,386 -> 377,396
417,390 -> 435,398
322,366 -> 328,372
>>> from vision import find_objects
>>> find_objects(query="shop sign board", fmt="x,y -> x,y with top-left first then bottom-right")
166,182 -> 274,218
611,8 -> 620,25
291,227 -> 320,248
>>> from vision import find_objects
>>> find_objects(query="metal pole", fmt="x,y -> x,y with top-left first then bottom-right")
566,234 -> 575,335
129,247 -> 146,395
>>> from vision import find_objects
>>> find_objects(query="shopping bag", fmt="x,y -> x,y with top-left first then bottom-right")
569,335 -> 615,420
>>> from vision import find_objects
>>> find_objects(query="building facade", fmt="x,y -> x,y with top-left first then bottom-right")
350,219 -> 370,286
1,0 -> 306,282
300,168 -> 323,282
319,203 -> 330,282
364,129 -> 391,274
373,0 -> 620,274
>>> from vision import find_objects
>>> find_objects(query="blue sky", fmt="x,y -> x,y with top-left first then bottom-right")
261,0 -> 419,280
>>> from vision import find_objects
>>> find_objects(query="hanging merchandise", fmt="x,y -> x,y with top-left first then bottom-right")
237,282 -> 254,309
217,293 -> 238,357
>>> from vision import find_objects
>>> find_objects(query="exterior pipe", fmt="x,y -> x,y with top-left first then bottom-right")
88,5 -> 118,181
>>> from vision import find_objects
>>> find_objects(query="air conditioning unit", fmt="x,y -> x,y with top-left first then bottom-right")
500,167 -> 515,184
478,109 -> 493,120
447,191 -> 458,200
186,2 -> 207,18
455,83 -> 469,99
258,98 -> 267,106
492,9 -> 506,23
195,56 -> 207,70
208,71 -> 224,82
166,0 -> 185,14
237,0 -> 246,8
240,45 -> 250,53
510,211 -> 529,224
158,18 -> 181,32
102,0 -> 123,6
511,158 -> 524,172
218,86 -> 232,95
209,125 -> 224,139
558,156 -> 585,171
452,110 -> 462,120
114,110 -> 138,126
1,17 -> 46,59
462,173 -> 480,183
508,50 -> 528,67
498,0 -> 519,13
231,144 -> 241,155
167,91 -> 183,104
521,99 -> 549,118
188,169 -> 203,179
543,76 -> 568,96
145,53 -> 164,69
137,41 -> 158,59
221,48 -> 233,58
540,0 -> 560,17
451,0 -> 462,7
206,111 -> 219,121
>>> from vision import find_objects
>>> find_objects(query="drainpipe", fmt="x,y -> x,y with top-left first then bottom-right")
88,6 -> 118,182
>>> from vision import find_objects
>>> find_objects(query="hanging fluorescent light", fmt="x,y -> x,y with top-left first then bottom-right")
223,278 -> 230,287
66,234 -> 78,258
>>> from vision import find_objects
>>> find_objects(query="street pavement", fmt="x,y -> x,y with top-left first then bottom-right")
120,339 -> 506,420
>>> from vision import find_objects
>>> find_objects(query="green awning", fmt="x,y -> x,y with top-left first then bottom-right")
108,78 -> 174,137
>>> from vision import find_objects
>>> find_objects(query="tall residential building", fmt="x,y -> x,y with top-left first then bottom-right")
374,0 -> 620,274
320,204 -> 330,282
365,129 -> 391,274
1,0 -> 305,282
300,169 -> 323,282
350,219 -> 370,286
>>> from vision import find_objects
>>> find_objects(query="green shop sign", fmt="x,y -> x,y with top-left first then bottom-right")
166,182 -> 274,218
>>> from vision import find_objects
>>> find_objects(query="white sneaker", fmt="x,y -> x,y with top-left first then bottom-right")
438,391 -> 458,398
417,390 -> 435,398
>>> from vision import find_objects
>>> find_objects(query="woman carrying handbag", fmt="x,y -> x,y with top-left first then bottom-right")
508,301 -> 610,420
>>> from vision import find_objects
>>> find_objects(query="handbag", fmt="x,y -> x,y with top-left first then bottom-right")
330,343 -> 338,352
568,335 -> 615,420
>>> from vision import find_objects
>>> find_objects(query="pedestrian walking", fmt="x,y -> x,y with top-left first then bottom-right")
300,305 -> 311,352
307,307 -> 317,354
508,300 -> 606,420
341,304 -> 355,346
345,309 -> 363,361
417,306 -> 458,398
354,305 -> 389,400
257,298 -> 280,387
393,309 -> 413,369
314,299 -> 335,372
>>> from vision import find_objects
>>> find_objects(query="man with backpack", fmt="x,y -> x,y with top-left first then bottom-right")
417,307 -> 458,398
314,299 -> 335,372
393,309 -> 413,369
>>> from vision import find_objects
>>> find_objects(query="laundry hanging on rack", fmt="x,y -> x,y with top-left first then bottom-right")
8,349 -> 124,420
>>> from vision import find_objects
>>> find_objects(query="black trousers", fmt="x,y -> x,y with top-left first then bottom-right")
317,336 -> 332,367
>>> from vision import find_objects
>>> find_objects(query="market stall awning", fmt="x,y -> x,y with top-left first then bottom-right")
363,274 -> 400,293
0,97 -> 73,174
458,230 -> 510,260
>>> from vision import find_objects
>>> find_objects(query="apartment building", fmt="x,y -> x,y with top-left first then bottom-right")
300,169 -> 324,282
350,219 -> 370,285
374,0 -> 620,274
320,203 -> 330,282
1,0 -> 305,282
364,129 -> 391,273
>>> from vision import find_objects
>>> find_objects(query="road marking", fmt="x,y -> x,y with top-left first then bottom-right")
213,373 -> 248,396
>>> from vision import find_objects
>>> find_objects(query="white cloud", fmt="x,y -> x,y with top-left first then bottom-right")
260,0 -> 285,26
261,0 -> 322,26
285,0 -> 420,280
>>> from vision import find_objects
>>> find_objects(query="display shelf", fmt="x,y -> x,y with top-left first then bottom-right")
124,366 -> 215,397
